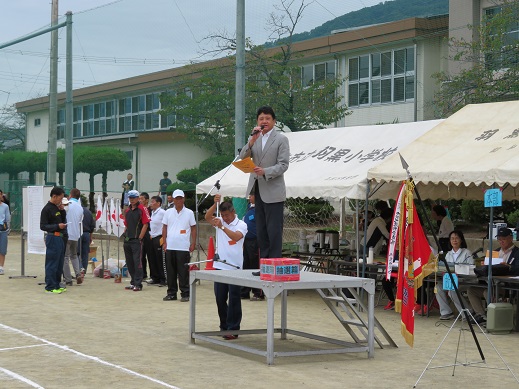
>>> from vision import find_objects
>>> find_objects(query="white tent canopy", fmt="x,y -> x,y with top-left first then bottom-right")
368,101 -> 519,200
197,120 -> 442,200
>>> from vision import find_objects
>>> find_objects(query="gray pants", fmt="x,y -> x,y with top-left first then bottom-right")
435,282 -> 471,316
63,240 -> 81,283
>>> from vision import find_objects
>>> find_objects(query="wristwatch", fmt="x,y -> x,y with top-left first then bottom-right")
220,226 -> 225,230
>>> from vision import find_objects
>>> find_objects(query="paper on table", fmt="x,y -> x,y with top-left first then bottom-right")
232,157 -> 256,173
484,250 -> 501,265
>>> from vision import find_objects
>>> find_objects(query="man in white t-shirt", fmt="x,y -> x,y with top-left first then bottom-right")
63,189 -> 84,285
149,196 -> 166,286
205,195 -> 247,339
162,190 -> 196,302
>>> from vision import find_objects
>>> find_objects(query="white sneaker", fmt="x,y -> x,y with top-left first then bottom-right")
0,268 -> 4,275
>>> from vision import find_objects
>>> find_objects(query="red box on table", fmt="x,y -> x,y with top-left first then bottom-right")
260,258 -> 300,281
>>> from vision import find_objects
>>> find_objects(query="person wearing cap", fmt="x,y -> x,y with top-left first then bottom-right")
62,189 -> 84,286
158,172 -> 172,208
122,189 -> 150,291
162,189 -> 196,302
0,190 -> 11,275
40,187 -> 67,293
204,194 -> 248,339
467,227 -> 519,324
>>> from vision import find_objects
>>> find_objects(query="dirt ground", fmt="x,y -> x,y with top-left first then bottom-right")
1,233 -> 519,389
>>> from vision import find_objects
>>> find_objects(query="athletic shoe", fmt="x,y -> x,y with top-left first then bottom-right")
440,313 -> 454,320
180,296 -> 189,302
470,314 -> 487,324
250,296 -> 265,301
223,335 -> 238,340
0,268 -> 4,275
125,285 -> 135,290
414,304 -> 428,315
45,289 -> 62,294
383,301 -> 395,310
133,286 -> 142,291
163,295 -> 177,301
59,287 -> 67,293
76,274 -> 83,285
65,281 -> 73,286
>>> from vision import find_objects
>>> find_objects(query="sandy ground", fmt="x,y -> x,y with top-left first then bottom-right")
1,233 -> 519,389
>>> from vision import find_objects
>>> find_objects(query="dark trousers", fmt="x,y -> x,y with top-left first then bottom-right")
214,282 -> 242,331
241,238 -> 263,298
124,239 -> 143,287
150,236 -> 166,283
254,184 -> 284,258
165,250 -> 190,297
45,235 -> 65,291
140,234 -> 153,279
382,278 -> 395,302
78,232 -> 90,271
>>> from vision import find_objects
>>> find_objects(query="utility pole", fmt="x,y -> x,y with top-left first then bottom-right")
47,0 -> 58,186
65,11 -> 73,191
234,0 -> 245,156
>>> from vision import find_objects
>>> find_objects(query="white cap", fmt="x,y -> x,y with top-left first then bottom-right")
127,190 -> 140,198
61,198 -> 70,205
172,189 -> 185,198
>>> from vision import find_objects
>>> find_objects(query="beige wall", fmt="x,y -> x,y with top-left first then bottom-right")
24,109 -> 212,193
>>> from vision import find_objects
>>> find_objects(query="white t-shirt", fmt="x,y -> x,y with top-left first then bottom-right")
149,207 -> 165,238
162,206 -> 196,251
66,199 -> 84,241
438,217 -> 454,238
213,216 -> 247,270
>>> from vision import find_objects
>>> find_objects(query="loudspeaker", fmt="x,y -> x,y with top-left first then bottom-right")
486,302 -> 513,334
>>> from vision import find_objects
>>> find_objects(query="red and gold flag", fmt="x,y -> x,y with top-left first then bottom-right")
394,180 -> 436,347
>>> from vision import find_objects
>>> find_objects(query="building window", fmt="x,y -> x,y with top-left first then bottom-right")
484,6 -> 519,70
34,118 -> 41,127
301,60 -> 336,87
347,47 -> 415,107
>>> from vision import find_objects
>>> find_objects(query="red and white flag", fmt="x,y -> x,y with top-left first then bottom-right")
103,198 -> 112,235
95,195 -> 104,231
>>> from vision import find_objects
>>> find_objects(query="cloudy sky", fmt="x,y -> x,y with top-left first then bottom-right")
0,0 -> 381,105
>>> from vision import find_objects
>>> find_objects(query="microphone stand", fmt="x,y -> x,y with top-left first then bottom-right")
194,153 -> 241,268
186,257 -> 240,269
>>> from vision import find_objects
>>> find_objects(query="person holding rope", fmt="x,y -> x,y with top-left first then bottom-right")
205,194 -> 247,339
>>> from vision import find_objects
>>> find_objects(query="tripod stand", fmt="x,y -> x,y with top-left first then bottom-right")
414,308 -> 519,387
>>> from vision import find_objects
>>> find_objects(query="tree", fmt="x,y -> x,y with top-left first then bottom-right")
160,0 -> 349,157
0,104 -> 25,151
74,147 -> 131,210
432,0 -> 519,116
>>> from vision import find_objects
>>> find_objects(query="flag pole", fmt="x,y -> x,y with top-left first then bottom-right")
398,154 -> 485,363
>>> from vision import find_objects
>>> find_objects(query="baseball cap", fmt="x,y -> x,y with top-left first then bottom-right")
496,227 -> 512,237
61,198 -> 70,205
172,189 -> 185,198
127,190 -> 140,198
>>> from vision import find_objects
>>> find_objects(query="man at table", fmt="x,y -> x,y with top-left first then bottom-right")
467,227 -> 519,324
205,195 -> 247,340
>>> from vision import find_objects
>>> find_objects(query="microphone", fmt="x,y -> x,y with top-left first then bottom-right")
251,125 -> 264,136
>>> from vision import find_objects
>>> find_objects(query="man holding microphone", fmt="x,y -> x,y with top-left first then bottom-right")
239,106 -> 289,259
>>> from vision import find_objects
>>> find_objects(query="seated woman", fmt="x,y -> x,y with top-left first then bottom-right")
435,230 -> 474,320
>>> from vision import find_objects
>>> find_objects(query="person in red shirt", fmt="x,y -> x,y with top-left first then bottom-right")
123,190 -> 150,291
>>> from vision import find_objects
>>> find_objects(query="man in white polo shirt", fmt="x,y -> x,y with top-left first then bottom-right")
205,194 -> 247,339
162,189 -> 196,302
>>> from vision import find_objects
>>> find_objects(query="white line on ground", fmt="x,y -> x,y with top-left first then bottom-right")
0,323 -> 181,389
0,344 -> 47,352
0,367 -> 44,388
